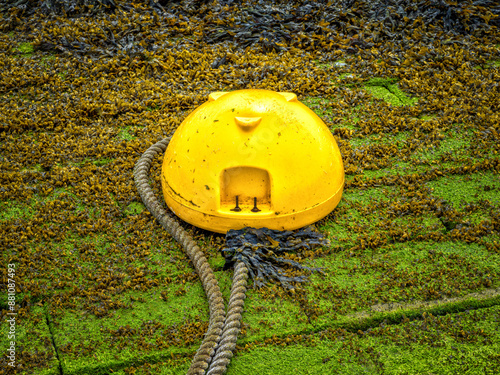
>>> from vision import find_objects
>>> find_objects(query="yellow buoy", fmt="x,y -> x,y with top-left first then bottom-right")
161,89 -> 344,233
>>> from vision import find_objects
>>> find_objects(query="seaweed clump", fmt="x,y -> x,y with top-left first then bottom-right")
223,227 -> 329,289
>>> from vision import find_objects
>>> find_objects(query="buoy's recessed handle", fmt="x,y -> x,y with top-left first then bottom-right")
235,117 -> 262,130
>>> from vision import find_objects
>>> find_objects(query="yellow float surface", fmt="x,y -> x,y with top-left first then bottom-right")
161,89 -> 344,233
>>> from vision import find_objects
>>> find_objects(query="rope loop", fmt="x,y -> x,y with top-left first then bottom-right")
134,138 -> 248,374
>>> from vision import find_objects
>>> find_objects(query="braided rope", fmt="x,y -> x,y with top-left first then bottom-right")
133,137 -> 248,375
207,260 -> 248,374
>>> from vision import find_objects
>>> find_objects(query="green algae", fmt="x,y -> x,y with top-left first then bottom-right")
364,78 -> 418,106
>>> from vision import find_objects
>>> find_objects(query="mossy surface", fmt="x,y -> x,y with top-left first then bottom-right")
1,3 -> 499,374
0,306 -> 59,374
15,42 -> 34,56
361,78 -> 417,107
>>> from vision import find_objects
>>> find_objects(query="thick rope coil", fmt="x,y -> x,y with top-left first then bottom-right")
133,137 -> 248,375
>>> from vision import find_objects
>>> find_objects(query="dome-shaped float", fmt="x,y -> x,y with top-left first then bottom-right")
161,89 -> 344,233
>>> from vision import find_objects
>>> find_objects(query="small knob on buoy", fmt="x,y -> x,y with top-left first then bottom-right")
230,196 -> 242,212
251,197 -> 261,212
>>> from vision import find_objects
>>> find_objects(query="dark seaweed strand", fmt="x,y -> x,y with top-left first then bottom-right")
223,227 -> 329,289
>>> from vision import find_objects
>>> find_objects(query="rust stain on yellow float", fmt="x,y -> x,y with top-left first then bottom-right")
161,89 -> 345,233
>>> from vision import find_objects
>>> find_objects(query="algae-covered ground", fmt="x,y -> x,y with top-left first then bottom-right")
1,1 -> 500,374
